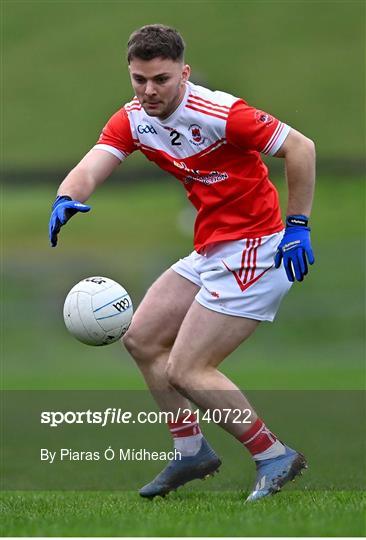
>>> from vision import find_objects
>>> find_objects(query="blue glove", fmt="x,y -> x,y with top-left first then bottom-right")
274,215 -> 315,282
49,195 -> 91,247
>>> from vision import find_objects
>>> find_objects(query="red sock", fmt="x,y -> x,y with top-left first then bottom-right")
238,418 -> 278,456
168,413 -> 201,438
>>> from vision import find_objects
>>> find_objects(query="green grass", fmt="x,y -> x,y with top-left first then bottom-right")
3,1 -> 365,167
1,491 -> 365,536
1,178 -> 364,537
2,177 -> 364,390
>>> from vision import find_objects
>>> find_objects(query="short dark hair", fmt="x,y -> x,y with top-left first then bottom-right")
127,24 -> 185,63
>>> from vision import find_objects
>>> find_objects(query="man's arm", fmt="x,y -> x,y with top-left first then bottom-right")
57,148 -> 121,201
225,100 -> 316,282
274,128 -> 316,282
49,149 -> 121,246
275,128 -> 316,217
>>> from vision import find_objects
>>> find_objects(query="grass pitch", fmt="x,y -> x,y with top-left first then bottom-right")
3,178 -> 365,391
3,1 -> 364,168
1,490 -> 365,537
2,178 -> 364,536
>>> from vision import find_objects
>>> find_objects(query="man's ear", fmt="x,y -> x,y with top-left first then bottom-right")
182,64 -> 191,83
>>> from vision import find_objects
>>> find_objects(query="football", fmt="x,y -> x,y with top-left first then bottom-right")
63,276 -> 133,346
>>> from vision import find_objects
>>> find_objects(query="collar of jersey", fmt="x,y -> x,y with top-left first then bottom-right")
145,82 -> 190,126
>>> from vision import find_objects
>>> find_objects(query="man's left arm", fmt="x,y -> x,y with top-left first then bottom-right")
274,128 -> 316,282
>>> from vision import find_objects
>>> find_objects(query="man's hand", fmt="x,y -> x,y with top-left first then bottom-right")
49,195 -> 91,247
274,215 -> 314,282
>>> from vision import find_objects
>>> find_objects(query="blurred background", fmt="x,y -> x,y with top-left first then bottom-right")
2,0 -> 365,391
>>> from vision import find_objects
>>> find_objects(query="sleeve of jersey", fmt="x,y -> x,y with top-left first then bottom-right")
226,99 -> 291,156
94,108 -> 136,161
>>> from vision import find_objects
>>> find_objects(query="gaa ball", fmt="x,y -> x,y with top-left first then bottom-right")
63,276 -> 133,346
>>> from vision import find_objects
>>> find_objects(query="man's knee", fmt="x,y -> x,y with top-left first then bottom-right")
166,361 -> 182,390
123,327 -> 151,363
123,326 -> 166,364
166,358 -> 196,391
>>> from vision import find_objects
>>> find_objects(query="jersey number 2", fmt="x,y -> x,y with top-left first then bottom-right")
170,131 -> 181,145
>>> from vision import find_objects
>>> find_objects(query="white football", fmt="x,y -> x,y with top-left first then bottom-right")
63,276 -> 133,346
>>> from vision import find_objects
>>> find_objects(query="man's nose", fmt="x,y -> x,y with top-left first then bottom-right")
145,81 -> 157,96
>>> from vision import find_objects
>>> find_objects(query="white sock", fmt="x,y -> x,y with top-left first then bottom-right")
253,439 -> 286,461
174,433 -> 203,457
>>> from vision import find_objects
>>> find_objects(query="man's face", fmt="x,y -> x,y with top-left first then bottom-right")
129,57 -> 190,119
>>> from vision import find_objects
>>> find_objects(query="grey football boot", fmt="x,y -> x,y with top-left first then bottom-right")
139,439 -> 221,498
246,445 -> 307,502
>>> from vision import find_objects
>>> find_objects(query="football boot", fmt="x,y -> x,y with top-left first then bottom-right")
139,439 -> 221,498
246,445 -> 307,502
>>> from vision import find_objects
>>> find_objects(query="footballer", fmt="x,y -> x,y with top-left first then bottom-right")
49,24 -> 315,501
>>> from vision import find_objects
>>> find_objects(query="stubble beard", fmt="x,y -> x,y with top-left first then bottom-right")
157,81 -> 185,120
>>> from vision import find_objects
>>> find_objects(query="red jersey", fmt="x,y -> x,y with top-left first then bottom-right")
95,81 -> 290,251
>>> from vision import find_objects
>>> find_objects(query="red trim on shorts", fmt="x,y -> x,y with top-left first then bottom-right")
243,239 -> 257,284
222,259 -> 273,292
238,239 -> 250,279
250,238 -> 262,280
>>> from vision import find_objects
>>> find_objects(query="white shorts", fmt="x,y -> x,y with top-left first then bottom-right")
171,231 -> 292,322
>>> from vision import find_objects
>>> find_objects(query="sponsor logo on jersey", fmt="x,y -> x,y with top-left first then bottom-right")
173,161 -> 200,175
137,124 -> 158,134
255,111 -> 274,126
188,124 -> 206,146
173,160 -> 187,170
185,171 -> 229,186
173,160 -> 228,185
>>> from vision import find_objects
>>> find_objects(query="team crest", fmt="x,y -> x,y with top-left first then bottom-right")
255,110 -> 274,126
189,124 -> 206,146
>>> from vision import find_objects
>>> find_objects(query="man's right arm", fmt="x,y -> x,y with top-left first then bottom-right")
58,106 -> 135,201
49,106 -> 136,247
49,149 -> 122,247
57,148 -> 121,202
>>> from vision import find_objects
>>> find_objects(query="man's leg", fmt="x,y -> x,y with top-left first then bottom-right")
123,269 -> 221,497
166,300 -> 307,500
123,268 -> 199,412
167,301 -> 260,436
